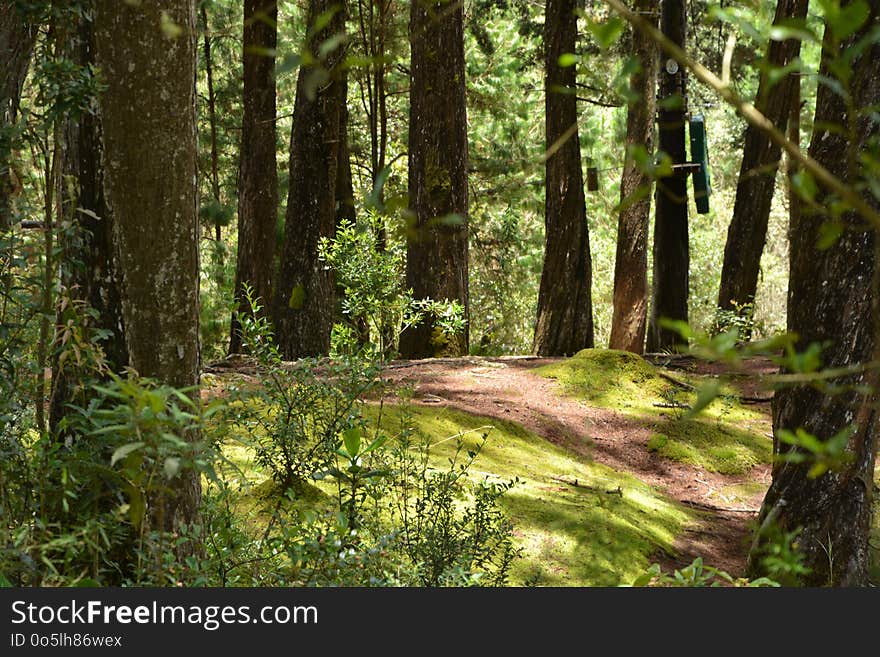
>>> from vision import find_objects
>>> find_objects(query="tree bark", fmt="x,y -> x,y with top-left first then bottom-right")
271,0 -> 347,359
716,0 -> 808,322
230,0 -> 277,353
609,0 -> 658,354
0,2 -> 37,230
748,0 -> 880,586
398,0 -> 470,358
49,15 -> 127,433
532,0 -> 594,356
200,2 -> 222,241
94,0 -> 202,530
646,0 -> 688,352
337,69 -> 355,226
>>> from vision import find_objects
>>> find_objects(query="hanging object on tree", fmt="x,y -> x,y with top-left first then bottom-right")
586,165 -> 599,192
689,113 -> 711,214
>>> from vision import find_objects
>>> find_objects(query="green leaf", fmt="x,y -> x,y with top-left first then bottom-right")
318,33 -> 347,58
791,170 -> 818,202
747,577 -> 781,587
631,564 -> 661,587
342,427 -> 361,457
362,434 -> 388,455
768,25 -> 817,43
111,442 -> 144,466
658,318 -> 694,341
277,53 -> 302,76
308,7 -> 340,38
557,53 -> 578,68
765,60 -> 802,89
816,219 -> 844,250
828,0 -> 869,40
90,424 -> 132,436
685,381 -> 721,419
160,432 -> 188,448
74,578 -> 101,587
367,166 -> 392,212
361,468 -> 390,479
586,17 -> 625,49
313,467 -> 345,481
658,94 -> 684,110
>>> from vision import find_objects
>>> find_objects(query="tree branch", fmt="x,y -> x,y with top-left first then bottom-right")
602,0 -> 880,230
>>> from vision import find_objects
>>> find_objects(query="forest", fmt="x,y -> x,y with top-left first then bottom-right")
0,0 -> 878,588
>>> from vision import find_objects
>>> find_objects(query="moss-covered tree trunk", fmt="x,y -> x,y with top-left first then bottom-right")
230,0 -> 277,353
532,0 -> 594,356
609,0 -> 658,355
646,0 -> 688,352
49,15 -> 127,433
94,0 -> 201,529
0,1 -> 36,230
716,0 -> 808,323
272,0 -> 347,359
398,0 -> 470,358
748,0 -> 880,586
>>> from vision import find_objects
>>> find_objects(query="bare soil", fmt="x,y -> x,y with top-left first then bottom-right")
379,355 -> 776,578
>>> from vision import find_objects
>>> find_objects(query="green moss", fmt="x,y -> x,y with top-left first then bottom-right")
537,348 -> 773,474
707,481 -> 768,508
646,419 -> 772,475
536,348 -> 671,414
365,404 -> 692,586
289,284 -> 306,309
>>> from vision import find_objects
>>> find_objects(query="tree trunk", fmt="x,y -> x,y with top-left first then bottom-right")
49,15 -> 127,433
609,0 -> 658,354
0,2 -> 36,230
646,0 -> 688,352
398,0 -> 470,358
748,1 -> 880,586
532,0 -> 594,357
94,0 -> 201,530
337,69 -> 355,226
271,0 -> 347,359
785,66 -> 801,250
230,0 -> 277,353
200,2 -> 222,242
716,0 -> 808,323
355,0 -> 391,194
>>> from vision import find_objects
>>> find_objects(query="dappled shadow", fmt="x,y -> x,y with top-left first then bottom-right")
378,354 -> 773,577
502,485 -> 683,586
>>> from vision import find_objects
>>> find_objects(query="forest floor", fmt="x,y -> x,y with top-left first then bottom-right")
206,349 -> 785,584
376,353 -> 778,578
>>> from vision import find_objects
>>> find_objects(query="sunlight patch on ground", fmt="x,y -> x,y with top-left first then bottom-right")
537,349 -> 773,474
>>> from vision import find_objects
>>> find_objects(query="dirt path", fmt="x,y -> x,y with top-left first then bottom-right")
380,356 -> 773,577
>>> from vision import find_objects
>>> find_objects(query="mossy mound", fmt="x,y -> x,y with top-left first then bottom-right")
536,348 -> 673,413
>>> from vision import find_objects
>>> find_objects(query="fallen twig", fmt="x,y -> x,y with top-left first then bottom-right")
658,371 -> 697,391
679,499 -> 759,514
551,476 -> 623,496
